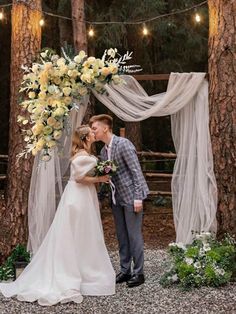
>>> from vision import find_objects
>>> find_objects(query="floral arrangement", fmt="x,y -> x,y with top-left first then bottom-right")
95,160 -> 118,177
17,48 -> 140,160
160,232 -> 236,290
0,244 -> 30,281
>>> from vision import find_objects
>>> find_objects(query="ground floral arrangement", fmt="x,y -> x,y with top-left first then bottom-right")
160,232 -> 236,290
17,48 -> 139,160
0,245 -> 30,281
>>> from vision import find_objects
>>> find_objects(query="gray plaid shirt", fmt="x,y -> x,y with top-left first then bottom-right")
100,135 -> 149,205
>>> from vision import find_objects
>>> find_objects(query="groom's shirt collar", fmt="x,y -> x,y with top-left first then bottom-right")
105,135 -> 114,160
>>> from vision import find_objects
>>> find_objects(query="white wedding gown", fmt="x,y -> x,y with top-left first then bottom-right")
0,155 -> 115,306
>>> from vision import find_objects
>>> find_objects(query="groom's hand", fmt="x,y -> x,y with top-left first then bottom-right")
134,200 -> 143,213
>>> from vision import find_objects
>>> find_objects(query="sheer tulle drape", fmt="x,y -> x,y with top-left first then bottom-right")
27,98 -> 89,254
28,73 -> 217,254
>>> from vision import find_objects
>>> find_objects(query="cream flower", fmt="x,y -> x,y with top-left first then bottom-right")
54,121 -> 63,130
68,62 -> 76,70
47,140 -> 57,148
53,130 -> 62,140
62,87 -> 72,96
78,86 -> 88,96
64,96 -> 72,105
81,71 -> 94,84
101,67 -> 111,76
32,64 -> 39,73
56,58 -> 66,67
28,91 -> 36,99
74,50 -> 86,63
32,123 -> 44,135
32,147 -> 39,156
43,126 -> 53,135
108,64 -> 118,74
36,138 -> 46,150
53,107 -> 65,117
47,117 -> 57,127
53,77 -> 61,85
38,91 -> 46,99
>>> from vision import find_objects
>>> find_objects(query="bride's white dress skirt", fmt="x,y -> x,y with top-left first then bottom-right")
0,156 -> 115,306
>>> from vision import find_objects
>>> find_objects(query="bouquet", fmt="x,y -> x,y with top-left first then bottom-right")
95,160 -> 118,200
94,160 -> 118,177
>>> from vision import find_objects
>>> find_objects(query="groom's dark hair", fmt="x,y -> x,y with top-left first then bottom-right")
89,114 -> 113,130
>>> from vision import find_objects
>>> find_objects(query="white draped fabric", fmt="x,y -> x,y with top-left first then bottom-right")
28,73 -> 217,254
27,97 -> 89,254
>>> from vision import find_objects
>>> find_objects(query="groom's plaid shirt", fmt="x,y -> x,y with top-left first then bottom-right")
100,135 -> 149,205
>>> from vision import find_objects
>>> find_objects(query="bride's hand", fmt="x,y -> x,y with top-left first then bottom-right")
98,175 -> 110,183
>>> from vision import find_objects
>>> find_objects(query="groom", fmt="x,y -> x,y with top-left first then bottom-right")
90,114 -> 149,287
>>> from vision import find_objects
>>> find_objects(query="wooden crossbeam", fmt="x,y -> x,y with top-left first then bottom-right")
133,73 -> 208,81
145,173 -> 172,178
137,151 -> 176,158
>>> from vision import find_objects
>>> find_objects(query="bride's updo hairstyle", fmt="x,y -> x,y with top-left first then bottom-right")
71,125 -> 91,156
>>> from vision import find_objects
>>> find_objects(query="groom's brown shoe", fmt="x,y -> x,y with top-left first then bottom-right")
116,272 -> 132,284
127,274 -> 145,287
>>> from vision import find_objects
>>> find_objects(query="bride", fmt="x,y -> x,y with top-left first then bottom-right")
0,125 -> 116,306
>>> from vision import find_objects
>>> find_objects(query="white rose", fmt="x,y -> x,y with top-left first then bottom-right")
56,58 -> 66,67
62,87 -> 72,96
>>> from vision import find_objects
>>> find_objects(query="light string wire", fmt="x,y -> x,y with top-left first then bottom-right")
0,1 -> 207,25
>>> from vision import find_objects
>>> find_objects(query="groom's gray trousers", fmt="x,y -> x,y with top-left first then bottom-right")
112,197 -> 144,275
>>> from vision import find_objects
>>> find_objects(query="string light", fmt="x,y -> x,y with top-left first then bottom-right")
0,11 -> 4,20
39,18 -> 45,27
0,1 -> 207,25
142,24 -> 148,36
88,26 -> 94,37
195,13 -> 201,23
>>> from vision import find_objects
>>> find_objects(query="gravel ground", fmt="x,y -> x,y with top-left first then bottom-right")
1,249 -> 236,314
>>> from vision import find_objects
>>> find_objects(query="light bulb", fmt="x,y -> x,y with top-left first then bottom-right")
39,19 -> 45,27
143,25 -> 148,36
0,12 -> 4,20
88,28 -> 94,37
195,13 -> 201,23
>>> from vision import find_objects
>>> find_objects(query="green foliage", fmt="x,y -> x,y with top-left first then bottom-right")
0,245 -> 30,281
160,233 -> 236,290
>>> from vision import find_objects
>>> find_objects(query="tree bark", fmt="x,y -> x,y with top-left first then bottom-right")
0,0 -> 42,261
71,0 -> 87,53
208,0 -> 236,236
125,122 -> 142,151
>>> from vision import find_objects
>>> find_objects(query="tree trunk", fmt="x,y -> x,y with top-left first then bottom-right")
71,0 -> 87,53
208,0 -> 236,236
0,0 -> 42,261
125,122 -> 142,151
71,0 -> 93,124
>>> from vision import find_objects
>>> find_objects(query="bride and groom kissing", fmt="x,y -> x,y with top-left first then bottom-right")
0,114 -> 149,306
